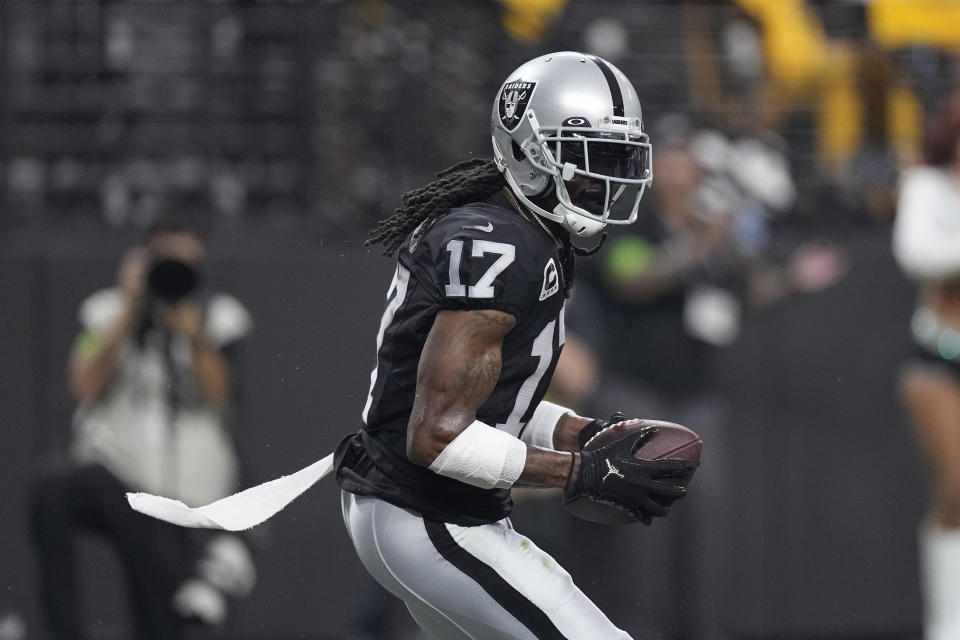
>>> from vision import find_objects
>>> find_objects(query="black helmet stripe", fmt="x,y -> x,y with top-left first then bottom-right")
589,55 -> 624,117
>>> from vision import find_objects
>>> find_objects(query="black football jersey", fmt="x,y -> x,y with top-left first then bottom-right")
335,191 -> 568,525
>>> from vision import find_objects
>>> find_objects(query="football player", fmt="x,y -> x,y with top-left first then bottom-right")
334,52 -> 695,639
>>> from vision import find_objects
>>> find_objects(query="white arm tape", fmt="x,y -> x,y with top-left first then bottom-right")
428,421 -> 527,489
893,166 -> 960,280
521,401 -> 575,450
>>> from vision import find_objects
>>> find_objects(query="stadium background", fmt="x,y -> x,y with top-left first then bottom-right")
1,0 -> 959,638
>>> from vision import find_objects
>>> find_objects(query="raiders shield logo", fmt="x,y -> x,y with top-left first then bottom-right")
498,80 -> 537,132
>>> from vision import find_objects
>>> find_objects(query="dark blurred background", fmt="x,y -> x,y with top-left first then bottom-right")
2,0 -> 959,638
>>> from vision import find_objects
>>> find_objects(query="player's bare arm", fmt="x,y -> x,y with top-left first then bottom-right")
162,300 -> 233,405
407,308 -> 579,489
553,412 -> 593,452
69,301 -> 140,402
69,249 -> 147,401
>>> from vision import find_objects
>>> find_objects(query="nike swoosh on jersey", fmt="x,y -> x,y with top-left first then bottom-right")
463,222 -> 494,232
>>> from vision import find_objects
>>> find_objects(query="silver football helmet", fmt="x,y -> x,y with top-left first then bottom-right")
491,51 -> 653,237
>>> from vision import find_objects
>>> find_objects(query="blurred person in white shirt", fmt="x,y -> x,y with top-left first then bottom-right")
894,91 -> 960,640
28,218 -> 255,640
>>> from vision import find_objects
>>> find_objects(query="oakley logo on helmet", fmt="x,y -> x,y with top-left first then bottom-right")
499,80 -> 536,132
562,117 -> 591,128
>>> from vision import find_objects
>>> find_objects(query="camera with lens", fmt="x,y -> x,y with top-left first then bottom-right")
145,257 -> 200,304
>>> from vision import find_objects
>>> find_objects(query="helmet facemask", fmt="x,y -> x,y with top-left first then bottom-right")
495,109 -> 653,237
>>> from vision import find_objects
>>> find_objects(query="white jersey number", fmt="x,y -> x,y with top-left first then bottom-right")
497,305 -> 566,437
444,240 -> 515,299
362,264 -> 411,424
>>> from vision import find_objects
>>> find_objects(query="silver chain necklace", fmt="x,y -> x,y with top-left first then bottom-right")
501,187 -> 560,246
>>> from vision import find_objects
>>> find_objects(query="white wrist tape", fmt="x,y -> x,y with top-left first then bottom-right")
521,401 -> 575,450
428,421 -> 527,489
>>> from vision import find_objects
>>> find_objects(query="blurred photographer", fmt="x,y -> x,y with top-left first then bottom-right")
28,219 -> 255,640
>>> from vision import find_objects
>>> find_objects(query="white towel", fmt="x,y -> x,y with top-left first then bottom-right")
127,452 -> 335,531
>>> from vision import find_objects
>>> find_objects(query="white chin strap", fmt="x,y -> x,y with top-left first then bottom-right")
554,203 -> 606,238
497,164 -> 607,238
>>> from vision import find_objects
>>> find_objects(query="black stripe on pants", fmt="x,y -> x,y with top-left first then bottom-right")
423,519 -> 567,640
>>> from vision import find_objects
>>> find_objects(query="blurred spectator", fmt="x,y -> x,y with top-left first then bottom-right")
549,118 -> 844,639
551,129 -> 740,640
553,115 -> 843,403
894,92 -> 960,640
680,0 -> 922,232
821,43 -> 912,227
27,219 -> 256,639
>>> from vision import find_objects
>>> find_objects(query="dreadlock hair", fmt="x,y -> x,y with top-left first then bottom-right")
560,231 -> 606,298
365,157 -> 604,298
366,158 -> 506,257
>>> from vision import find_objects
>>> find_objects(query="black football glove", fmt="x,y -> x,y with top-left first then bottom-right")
576,411 -> 625,450
568,425 -> 694,525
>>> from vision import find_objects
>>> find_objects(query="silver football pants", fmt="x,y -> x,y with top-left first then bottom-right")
341,490 -> 632,639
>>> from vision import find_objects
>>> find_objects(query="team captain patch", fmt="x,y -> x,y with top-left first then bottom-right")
498,80 -> 537,131
539,258 -> 559,301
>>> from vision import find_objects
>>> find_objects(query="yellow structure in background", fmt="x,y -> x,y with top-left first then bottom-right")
496,0 -> 943,169
732,0 -> 826,93
817,42 -> 862,169
869,0 -> 960,51
733,0 -> 922,170
888,83 -> 923,163
499,0 -> 568,45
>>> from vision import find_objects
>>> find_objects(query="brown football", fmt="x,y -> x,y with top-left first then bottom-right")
562,419 -> 701,525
